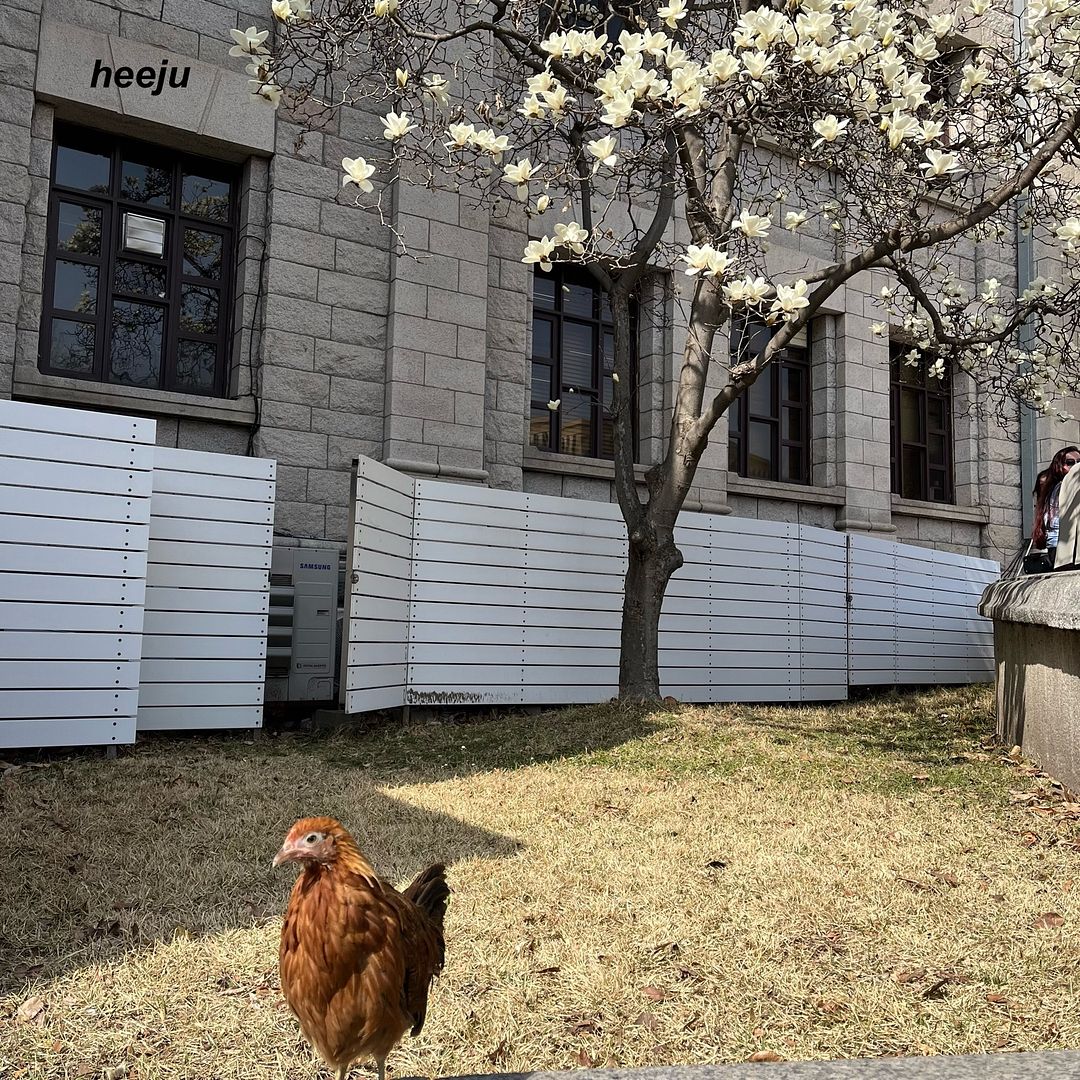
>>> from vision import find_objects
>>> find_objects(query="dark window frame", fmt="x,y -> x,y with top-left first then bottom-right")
889,341 -> 955,503
40,123 -> 238,398
727,318 -> 813,485
528,264 -> 638,461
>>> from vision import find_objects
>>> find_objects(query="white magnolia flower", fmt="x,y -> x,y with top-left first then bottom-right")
927,357 -> 946,380
554,221 -> 589,254
547,398 -> 561,411
535,194 -> 551,213
523,237 -> 557,272
916,119 -> 946,143
908,33 -> 940,60
733,209 -> 772,239
272,0 -> 292,21
541,31 -> 568,57
742,51 -> 774,81
528,71 -> 556,95
373,0 -> 398,16
657,0 -> 687,29
784,210 -> 808,231
618,30 -> 646,55
812,114 -> 848,145
1056,218 -> 1080,250
445,122 -> 476,148
870,322 -> 888,336
708,50 -> 741,82
382,111 -> 417,140
601,90 -> 635,127
980,278 -> 1001,301
724,275 -> 772,305
341,156 -> 375,192
502,158 -> 537,201
960,63 -> 990,96
771,280 -> 810,320
541,83 -> 573,115
253,81 -> 282,106
423,74 -> 450,107
643,31 -> 671,56
968,0 -> 989,14
682,243 -> 733,278
473,128 -> 511,159
292,0 -> 312,20
883,113 -> 919,149
611,371 -> 620,383
921,148 -> 962,177
519,95 -> 545,120
228,25 -> 269,56
928,12 -> 954,35
587,136 -> 618,169
395,68 -> 409,87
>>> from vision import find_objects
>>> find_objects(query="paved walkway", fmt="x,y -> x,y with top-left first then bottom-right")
442,1053 -> 1080,1080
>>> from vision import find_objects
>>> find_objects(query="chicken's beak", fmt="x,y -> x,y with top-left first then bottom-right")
273,843 -> 297,869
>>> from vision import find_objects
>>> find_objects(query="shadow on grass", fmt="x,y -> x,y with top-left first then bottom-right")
0,702 -> 665,998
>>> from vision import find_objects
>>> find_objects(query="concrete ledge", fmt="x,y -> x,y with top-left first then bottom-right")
14,375 -> 257,428
892,497 -> 989,525
728,476 -> 846,507
438,1052 -> 1080,1080
979,572 -> 1080,631
384,458 -> 489,484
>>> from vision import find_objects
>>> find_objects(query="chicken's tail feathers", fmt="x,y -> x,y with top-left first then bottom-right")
404,862 -> 450,929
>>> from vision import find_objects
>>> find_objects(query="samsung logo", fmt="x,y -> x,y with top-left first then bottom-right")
299,562 -> 332,570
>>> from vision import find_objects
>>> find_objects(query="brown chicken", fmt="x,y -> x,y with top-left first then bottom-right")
273,817 -> 449,1080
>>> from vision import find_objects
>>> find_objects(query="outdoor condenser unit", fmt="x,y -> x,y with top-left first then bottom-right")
266,544 -> 339,702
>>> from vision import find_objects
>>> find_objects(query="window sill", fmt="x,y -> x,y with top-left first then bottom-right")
728,475 -> 847,507
523,447 -> 650,482
891,496 -> 989,524
14,371 -> 257,427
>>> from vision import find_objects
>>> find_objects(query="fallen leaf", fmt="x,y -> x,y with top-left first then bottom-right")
748,1050 -> 784,1062
570,1019 -> 600,1035
752,1027 -> 766,1039
534,966 -> 561,975
1033,912 -> 1065,929
487,1039 -> 510,1066
573,1049 -> 595,1068
643,985 -> 667,1001
815,998 -> 843,1013
1065,880 -> 1075,893
986,993 -> 1009,1005
930,869 -> 960,888
893,968 -> 926,984
16,996 -> 45,1025
50,1040 -> 62,1053
661,696 -> 679,707
635,1011 -> 660,1031
706,859 -> 727,870
1009,745 -> 1023,760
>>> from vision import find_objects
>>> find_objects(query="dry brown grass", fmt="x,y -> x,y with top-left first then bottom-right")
2,686 -> 1080,1080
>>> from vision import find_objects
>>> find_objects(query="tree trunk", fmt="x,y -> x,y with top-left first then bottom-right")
618,519 -> 684,702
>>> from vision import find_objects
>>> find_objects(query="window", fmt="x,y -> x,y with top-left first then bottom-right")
529,266 -> 636,460
41,125 -> 238,397
727,318 -> 812,484
890,342 -> 954,503
538,0 -> 632,39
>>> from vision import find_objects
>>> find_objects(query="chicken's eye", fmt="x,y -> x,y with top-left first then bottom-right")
305,833 -> 320,845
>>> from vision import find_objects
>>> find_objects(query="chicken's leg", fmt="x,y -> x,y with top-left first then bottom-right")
334,1068 -> 348,1080
376,1058 -> 387,1080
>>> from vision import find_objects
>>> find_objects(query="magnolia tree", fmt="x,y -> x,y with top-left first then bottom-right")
230,0 -> 1080,701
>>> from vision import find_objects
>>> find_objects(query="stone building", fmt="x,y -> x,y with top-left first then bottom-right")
1,0 -> 1073,566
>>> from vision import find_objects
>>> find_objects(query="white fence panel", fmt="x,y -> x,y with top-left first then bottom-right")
0,401 -> 154,749
343,456 -> 416,713
136,446 -> 275,732
342,457 -> 999,712
848,534 -> 998,686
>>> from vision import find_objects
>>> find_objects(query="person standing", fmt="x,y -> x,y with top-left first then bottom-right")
1031,445 -> 1080,569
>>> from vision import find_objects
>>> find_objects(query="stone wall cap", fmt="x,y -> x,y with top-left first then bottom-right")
979,572 -> 1080,630
438,1051 -> 1080,1080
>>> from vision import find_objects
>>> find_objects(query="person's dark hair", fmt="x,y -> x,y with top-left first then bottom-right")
1033,445 -> 1080,547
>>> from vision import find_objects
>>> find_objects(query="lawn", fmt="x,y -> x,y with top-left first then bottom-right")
2,686 -> 1080,1080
